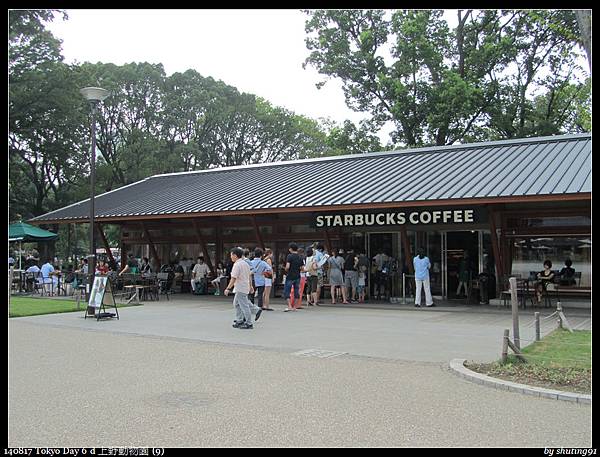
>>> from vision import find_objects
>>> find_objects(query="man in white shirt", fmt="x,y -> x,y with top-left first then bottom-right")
224,247 -> 256,329
40,258 -> 59,295
191,257 -> 210,294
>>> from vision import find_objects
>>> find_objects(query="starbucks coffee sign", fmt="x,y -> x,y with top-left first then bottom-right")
314,208 -> 484,228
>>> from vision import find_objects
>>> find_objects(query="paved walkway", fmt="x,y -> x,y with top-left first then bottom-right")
8,296 -> 592,447
14,295 -> 591,363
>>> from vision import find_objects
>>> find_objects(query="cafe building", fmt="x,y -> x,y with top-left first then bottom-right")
31,133 -> 591,303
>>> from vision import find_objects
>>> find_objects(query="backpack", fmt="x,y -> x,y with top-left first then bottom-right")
305,256 -> 318,274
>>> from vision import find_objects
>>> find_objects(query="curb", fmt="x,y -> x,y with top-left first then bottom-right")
449,358 -> 591,404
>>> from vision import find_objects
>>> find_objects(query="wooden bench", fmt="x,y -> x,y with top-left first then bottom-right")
556,287 -> 591,298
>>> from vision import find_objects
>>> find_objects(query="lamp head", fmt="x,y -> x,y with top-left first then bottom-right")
80,87 -> 110,102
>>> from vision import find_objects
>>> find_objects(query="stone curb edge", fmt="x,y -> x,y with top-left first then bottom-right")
449,359 -> 591,404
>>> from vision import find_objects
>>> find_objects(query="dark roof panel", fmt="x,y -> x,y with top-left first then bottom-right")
31,133 -> 592,222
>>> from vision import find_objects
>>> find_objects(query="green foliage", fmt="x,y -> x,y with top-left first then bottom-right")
304,9 -> 590,147
9,15 -> 346,228
466,329 -> 591,393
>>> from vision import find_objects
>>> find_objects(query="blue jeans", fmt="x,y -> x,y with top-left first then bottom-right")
283,278 -> 300,300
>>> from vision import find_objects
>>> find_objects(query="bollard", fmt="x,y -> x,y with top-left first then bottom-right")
502,329 -> 509,363
534,312 -> 540,341
509,277 -> 520,350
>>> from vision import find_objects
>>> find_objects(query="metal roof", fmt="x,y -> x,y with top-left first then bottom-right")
30,133 -> 591,223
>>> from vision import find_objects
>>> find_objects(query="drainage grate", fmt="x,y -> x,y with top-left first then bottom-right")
292,349 -> 347,359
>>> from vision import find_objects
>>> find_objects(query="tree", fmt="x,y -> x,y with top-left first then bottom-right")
304,9 -> 589,146
9,10 -> 87,220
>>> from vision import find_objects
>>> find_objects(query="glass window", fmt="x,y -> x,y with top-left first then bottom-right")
508,215 -> 590,228
511,237 -> 590,287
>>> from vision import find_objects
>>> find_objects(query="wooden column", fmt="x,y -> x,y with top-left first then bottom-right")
488,206 -> 504,279
140,222 -> 160,267
500,211 -> 510,277
323,228 -> 332,253
192,219 -> 215,275
400,226 -> 414,274
96,223 -> 116,266
215,219 -> 223,264
120,226 -> 127,272
251,216 -> 264,250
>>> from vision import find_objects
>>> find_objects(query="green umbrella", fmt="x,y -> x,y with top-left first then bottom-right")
8,222 -> 58,270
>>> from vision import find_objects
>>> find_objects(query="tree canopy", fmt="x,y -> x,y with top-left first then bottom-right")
304,9 -> 590,147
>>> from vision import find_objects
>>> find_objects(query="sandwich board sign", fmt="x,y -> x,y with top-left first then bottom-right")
86,275 -> 119,320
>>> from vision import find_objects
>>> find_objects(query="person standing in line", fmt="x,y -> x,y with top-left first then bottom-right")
313,243 -> 328,306
304,247 -> 318,306
414,247 -> 434,307
372,249 -> 390,300
283,242 -> 303,312
262,248 -> 275,310
292,247 -> 307,309
224,247 -> 257,329
357,267 -> 366,303
327,249 -> 348,304
344,248 -> 359,303
251,248 -> 272,310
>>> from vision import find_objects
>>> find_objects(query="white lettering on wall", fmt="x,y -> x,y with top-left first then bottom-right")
315,209 -> 479,227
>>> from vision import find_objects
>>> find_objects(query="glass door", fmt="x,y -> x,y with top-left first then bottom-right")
367,232 -> 401,301
427,231 -> 443,298
446,231 -> 480,299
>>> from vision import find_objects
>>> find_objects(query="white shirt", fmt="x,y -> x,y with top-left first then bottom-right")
192,262 -> 210,278
231,258 -> 251,294
41,262 -> 57,283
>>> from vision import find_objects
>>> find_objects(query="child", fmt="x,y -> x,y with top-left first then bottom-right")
357,267 -> 366,303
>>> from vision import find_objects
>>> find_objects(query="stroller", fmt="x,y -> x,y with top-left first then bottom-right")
157,266 -> 174,299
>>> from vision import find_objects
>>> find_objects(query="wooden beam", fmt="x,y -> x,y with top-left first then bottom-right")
141,222 -> 160,267
96,223 -> 116,266
192,219 -> 215,275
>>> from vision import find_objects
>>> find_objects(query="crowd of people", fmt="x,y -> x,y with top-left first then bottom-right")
10,245 -> 580,328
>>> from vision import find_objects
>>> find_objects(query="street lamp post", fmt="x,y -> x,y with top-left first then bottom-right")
80,87 -> 109,290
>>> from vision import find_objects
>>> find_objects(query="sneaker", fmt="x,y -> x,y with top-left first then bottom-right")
232,321 -> 245,328
238,323 -> 253,329
283,308 -> 291,312
426,303 -> 435,307
255,308 -> 262,321
414,304 -> 421,307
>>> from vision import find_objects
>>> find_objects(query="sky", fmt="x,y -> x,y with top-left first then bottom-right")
46,9 -> 394,139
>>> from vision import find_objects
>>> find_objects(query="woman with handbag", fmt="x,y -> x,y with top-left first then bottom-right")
262,248 -> 275,310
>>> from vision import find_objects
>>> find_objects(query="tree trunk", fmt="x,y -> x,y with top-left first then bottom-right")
574,10 -> 591,72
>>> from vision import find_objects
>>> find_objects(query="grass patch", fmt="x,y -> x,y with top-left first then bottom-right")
9,296 -> 141,318
466,328 -> 591,394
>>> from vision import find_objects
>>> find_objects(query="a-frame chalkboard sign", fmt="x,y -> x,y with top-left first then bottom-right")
85,275 -> 119,321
